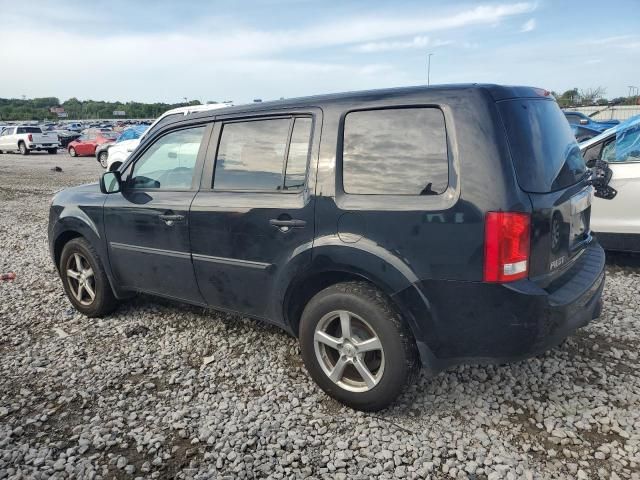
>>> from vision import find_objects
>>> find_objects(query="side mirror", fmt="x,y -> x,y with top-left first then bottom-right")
579,119 -> 589,125
100,171 -> 121,194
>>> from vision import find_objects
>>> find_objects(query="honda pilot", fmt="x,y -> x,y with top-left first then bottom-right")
49,85 -> 606,411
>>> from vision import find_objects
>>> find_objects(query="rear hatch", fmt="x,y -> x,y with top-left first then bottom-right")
498,97 -> 592,284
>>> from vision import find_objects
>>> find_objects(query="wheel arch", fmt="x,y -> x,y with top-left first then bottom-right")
281,240 -> 439,371
51,217 -> 125,299
109,161 -> 122,172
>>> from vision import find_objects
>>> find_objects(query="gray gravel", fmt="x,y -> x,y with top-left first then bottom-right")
1,152 -> 640,479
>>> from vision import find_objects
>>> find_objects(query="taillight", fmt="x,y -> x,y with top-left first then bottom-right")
484,212 -> 530,283
28,134 -> 33,142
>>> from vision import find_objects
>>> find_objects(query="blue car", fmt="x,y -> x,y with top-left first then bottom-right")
571,124 -> 602,142
564,111 -> 619,132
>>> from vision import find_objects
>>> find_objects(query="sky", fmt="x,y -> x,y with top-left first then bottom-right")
0,0 -> 639,104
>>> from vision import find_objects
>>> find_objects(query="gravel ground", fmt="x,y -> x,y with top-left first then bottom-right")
1,152 -> 640,480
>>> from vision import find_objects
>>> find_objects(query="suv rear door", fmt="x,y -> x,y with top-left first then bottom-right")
190,110 -> 320,322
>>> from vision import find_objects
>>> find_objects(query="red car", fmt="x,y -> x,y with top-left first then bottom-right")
68,130 -> 118,157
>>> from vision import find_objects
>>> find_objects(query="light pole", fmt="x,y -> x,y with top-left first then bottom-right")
427,53 -> 434,86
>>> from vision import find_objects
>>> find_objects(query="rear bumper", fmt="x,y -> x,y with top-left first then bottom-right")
394,241 -> 605,373
28,143 -> 60,149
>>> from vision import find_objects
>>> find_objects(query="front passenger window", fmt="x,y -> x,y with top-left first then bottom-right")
130,126 -> 205,190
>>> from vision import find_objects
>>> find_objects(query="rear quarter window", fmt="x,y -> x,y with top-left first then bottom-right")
498,99 -> 586,193
342,107 -> 448,195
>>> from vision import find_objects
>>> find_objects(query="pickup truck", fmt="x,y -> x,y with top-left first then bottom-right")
0,126 -> 60,155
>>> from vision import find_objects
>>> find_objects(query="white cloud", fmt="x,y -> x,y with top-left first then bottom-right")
352,36 -> 451,53
520,18 -> 536,33
583,35 -> 637,45
0,2 -> 538,101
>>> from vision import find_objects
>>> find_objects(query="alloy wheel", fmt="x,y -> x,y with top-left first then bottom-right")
313,310 -> 385,392
99,152 -> 108,168
65,252 -> 96,306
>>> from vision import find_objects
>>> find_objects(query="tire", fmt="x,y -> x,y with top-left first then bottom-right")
69,147 -> 77,157
48,148 -> 58,154
109,161 -> 122,172
59,237 -> 118,317
299,281 -> 419,411
19,142 -> 29,155
98,151 -> 108,168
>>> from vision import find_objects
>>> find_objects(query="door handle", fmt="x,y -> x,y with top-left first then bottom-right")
269,218 -> 306,230
158,213 -> 185,226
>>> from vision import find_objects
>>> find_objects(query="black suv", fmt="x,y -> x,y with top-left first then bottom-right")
49,85 -> 606,411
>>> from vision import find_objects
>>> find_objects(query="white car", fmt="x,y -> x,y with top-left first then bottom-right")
106,104 -> 232,171
581,116 -> 640,252
0,125 -> 60,155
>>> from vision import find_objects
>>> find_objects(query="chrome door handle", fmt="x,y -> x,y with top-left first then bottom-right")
158,213 -> 184,226
269,219 -> 306,228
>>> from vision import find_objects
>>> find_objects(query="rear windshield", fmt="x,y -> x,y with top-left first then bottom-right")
17,127 -> 42,134
498,98 -> 586,193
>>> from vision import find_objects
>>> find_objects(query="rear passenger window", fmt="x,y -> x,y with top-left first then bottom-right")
342,108 -> 448,195
214,116 -> 312,192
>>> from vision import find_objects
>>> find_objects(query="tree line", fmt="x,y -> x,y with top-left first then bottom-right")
551,87 -> 640,108
0,97 -> 210,121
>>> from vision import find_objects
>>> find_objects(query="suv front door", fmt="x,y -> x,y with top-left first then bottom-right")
103,124 -> 211,302
190,112 -> 320,322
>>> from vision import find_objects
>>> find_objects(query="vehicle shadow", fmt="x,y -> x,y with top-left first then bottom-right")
605,250 -> 640,269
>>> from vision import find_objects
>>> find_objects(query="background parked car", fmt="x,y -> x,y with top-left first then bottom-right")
564,111 -> 619,132
54,129 -> 82,148
105,104 -> 231,171
65,122 -> 83,132
581,115 -> 640,252
571,124 -> 602,142
99,125 -> 147,169
67,129 -> 118,157
0,125 -> 60,154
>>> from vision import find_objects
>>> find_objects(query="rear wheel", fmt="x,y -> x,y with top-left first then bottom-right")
299,281 -> 418,411
69,147 -> 77,157
109,161 -> 122,172
60,238 -> 118,317
98,151 -> 108,168
19,142 -> 29,155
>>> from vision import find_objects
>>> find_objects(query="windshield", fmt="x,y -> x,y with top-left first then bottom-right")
102,132 -> 118,140
499,98 -> 586,193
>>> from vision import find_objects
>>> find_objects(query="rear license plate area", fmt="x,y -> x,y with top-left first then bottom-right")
569,188 -> 593,248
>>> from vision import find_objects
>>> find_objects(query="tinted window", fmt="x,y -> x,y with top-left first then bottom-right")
214,118 -> 291,191
130,126 -> 204,190
342,108 -> 448,195
565,113 -> 580,125
17,127 -> 41,134
284,117 -> 312,191
499,99 -> 586,193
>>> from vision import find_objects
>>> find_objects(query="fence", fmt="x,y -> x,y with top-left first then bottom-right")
565,105 -> 640,122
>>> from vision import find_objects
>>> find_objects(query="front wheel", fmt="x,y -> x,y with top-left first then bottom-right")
60,238 -> 118,317
98,151 -> 108,168
299,281 -> 418,411
69,147 -> 77,157
19,142 -> 29,155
